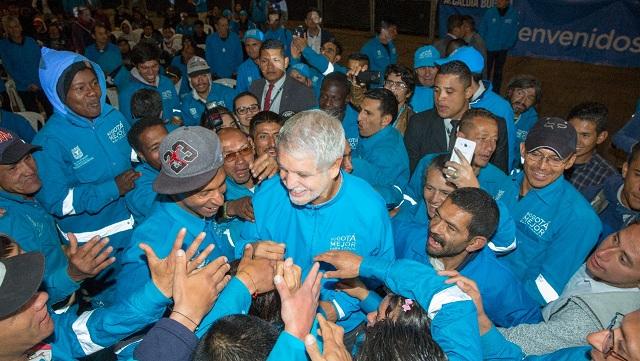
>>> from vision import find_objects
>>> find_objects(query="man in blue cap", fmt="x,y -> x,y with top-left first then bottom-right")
237,29 -> 266,92
410,45 -> 440,113
435,46 -> 516,173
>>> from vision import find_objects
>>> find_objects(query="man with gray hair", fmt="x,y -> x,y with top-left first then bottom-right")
239,109 -> 395,348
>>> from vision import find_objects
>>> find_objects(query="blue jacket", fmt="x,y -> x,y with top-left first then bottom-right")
264,27 -> 293,58
118,71 -> 180,124
240,173 -> 396,332
0,37 -> 41,91
481,327 -> 591,361
170,55 -> 192,97
0,110 -> 36,142
502,173 -> 601,305
33,48 -> 135,251
479,6 -> 520,52
613,111 -> 640,154
343,104 -> 360,151
119,197 -> 236,300
84,43 -> 128,89
360,36 -> 398,73
587,175 -> 640,240
236,58 -> 262,93
0,191 -> 79,305
46,280 -> 169,360
410,85 -> 435,113
397,152 -> 518,253
300,46 -> 347,77
217,177 -> 257,250
470,81 -> 517,171
180,84 -> 237,126
352,126 -> 410,208
124,162 -> 159,224
515,107 -> 538,148
205,32 -> 243,78
395,220 -> 542,327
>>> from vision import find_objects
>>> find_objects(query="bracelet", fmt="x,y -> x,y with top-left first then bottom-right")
237,270 -> 258,297
171,310 -> 199,329
222,201 -> 231,219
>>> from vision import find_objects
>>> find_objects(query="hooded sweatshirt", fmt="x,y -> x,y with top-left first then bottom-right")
33,48 -> 135,253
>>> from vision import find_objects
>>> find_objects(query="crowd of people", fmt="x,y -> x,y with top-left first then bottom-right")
1,0 -> 639,360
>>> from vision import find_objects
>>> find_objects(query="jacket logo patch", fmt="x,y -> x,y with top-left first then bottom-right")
330,234 -> 357,251
162,90 -> 173,100
71,146 -> 83,160
190,107 -> 198,116
107,122 -> 126,143
164,140 -> 198,174
519,211 -> 549,237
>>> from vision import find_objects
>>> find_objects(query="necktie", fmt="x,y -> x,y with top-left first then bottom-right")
263,83 -> 275,111
447,119 -> 460,151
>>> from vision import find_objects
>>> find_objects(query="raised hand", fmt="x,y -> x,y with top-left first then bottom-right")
305,314 -> 353,361
65,233 -> 115,282
313,250 -> 362,279
236,244 -> 277,294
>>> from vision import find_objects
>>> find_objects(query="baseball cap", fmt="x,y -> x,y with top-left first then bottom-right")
243,28 -> 265,42
435,46 -> 485,74
0,252 -> 45,318
239,10 -> 248,17
0,128 -> 41,165
525,117 -> 577,159
187,56 -> 210,77
153,126 -> 224,195
414,45 -> 440,69
290,63 -> 311,79
222,9 -> 232,17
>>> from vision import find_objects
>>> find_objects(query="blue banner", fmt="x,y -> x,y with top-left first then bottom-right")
438,0 -> 640,68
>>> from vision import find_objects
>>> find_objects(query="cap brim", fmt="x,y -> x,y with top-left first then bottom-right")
188,69 -> 210,77
0,252 -> 44,318
0,143 -> 41,165
153,167 -> 218,195
526,145 -> 565,159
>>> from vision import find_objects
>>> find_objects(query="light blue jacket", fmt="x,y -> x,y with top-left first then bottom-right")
0,191 -> 79,305
299,46 -> 347,77
515,107 -> 538,148
0,36 -> 41,91
394,220 -> 542,327
124,162 -> 159,224
240,173 -> 396,332
479,6 -> 520,52
502,173 -> 601,305
352,126 -> 409,208
118,72 -> 180,125
236,58 -> 262,93
264,27 -> 293,58
46,280 -> 170,360
481,327 -> 591,361
84,42 -> 129,89
343,104 -> 360,151
360,36 -> 398,73
470,81 -> 517,171
205,32 -> 244,79
179,84 -> 237,126
410,85 -> 435,113
33,48 -> 135,251
170,55 -> 192,98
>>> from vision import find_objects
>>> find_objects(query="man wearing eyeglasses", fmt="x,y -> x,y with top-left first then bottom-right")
180,56 -> 237,126
501,117 -> 601,306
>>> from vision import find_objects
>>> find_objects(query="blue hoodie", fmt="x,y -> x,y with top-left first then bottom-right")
236,58 -> 262,93
180,83 -> 237,126
0,36 -> 42,91
205,32 -> 244,79
360,36 -> 398,74
515,107 -> 538,149
240,173 -> 396,333
118,70 -> 180,125
479,6 -> 520,52
410,85 -> 435,113
84,42 -> 129,89
125,162 -> 160,224
33,48 -> 135,254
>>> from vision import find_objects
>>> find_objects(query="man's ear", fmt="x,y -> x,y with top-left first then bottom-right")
596,130 -> 609,145
334,54 -> 342,63
466,236 -> 487,253
564,153 -> 577,170
284,56 -> 290,70
623,161 -> 629,178
381,113 -> 393,127
328,157 -> 341,178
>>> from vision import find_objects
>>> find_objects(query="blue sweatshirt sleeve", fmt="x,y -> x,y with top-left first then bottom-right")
46,264 -> 80,305
360,257 -> 482,361
134,318 -> 198,361
266,331 -> 308,361
51,280 -> 170,358
195,276 -> 253,337
360,291 -> 382,314
487,200 -> 517,255
613,111 -> 640,154
33,135 -> 121,217
302,46 -> 334,75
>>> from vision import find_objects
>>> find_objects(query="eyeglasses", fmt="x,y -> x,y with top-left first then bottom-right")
235,104 -> 259,116
525,150 -> 566,167
223,144 -> 253,163
602,312 -> 628,361
384,80 -> 408,90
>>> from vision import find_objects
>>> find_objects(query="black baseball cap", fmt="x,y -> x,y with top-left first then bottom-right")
0,252 -> 45,319
0,128 -> 41,165
525,117 -> 577,159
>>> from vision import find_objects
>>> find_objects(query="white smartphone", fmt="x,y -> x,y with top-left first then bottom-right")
450,137 -> 477,164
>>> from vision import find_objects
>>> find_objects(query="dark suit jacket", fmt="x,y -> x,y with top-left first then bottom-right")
249,75 -> 317,116
404,109 -> 508,173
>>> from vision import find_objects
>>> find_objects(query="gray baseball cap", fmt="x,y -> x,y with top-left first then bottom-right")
153,126 -> 224,194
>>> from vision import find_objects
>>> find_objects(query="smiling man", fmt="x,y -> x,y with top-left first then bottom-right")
501,117 -> 601,306
239,110 -> 394,346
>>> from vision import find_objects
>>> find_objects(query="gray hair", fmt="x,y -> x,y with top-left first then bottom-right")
2,16 -> 20,33
277,110 -> 345,170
